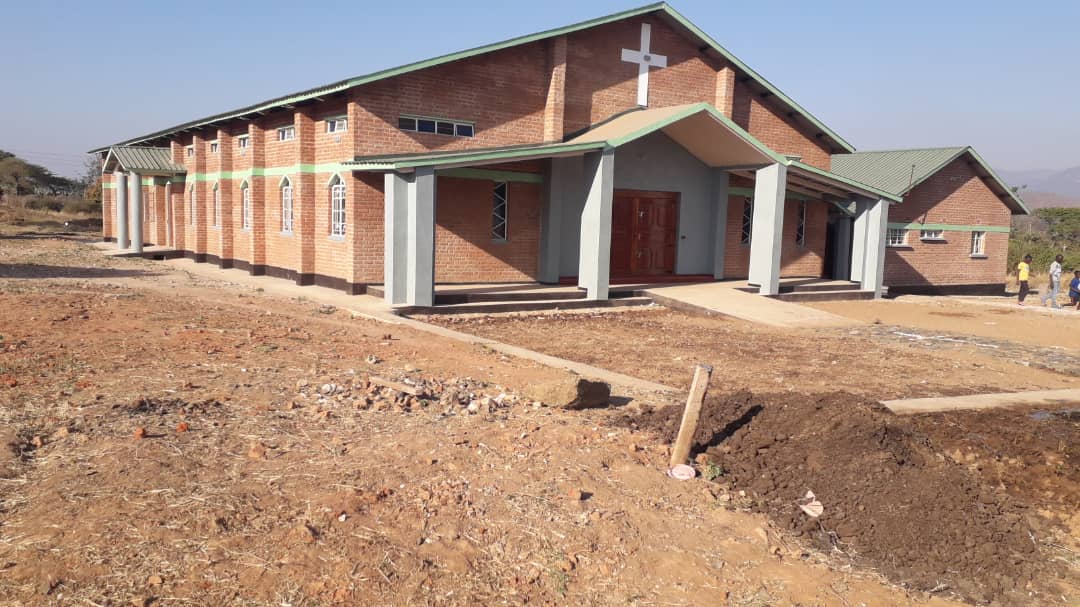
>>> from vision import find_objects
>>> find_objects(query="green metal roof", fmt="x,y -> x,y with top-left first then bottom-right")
89,3 -> 852,154
830,147 -> 1029,214
102,146 -> 185,175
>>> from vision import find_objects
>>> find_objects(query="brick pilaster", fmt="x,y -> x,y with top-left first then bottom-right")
715,66 -> 735,118
248,122 -> 267,269
192,132 -> 208,256
217,129 -> 235,264
544,36 -> 567,142
295,110 -> 317,280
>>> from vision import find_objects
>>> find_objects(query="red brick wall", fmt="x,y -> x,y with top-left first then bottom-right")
352,173 -> 385,284
731,83 -> 833,169
723,195 -> 828,279
563,17 -> 720,136
884,158 -> 1012,287
102,173 -> 114,239
435,177 -> 541,282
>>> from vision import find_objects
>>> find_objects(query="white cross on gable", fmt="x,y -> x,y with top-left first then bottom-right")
620,23 -> 667,107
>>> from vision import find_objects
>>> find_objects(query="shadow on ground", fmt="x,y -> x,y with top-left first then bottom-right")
0,263 -> 158,279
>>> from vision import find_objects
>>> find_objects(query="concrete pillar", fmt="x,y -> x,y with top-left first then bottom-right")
383,172 -> 410,305
832,215 -> 852,281
712,170 -> 730,280
129,173 -> 143,253
747,162 -> 787,295
538,157 -> 569,284
860,198 -> 889,298
849,200 -> 869,283
114,170 -> 128,250
406,166 -> 436,307
578,148 -> 615,300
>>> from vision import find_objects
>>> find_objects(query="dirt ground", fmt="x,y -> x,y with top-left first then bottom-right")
1,216 -> 1077,606
810,297 -> 1080,352
432,308 -> 1078,400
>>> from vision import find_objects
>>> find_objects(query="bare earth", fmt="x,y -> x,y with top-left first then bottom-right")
0,213 -> 1077,606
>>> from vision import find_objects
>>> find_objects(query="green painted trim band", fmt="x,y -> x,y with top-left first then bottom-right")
439,168 -> 543,184
888,222 -> 1011,233
102,182 -> 115,189
186,162 -> 352,182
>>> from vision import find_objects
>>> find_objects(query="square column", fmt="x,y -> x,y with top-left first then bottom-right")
831,215 -> 853,281
129,173 -> 143,254
859,198 -> 889,298
711,170 -> 730,280
538,157 -> 571,284
114,170 -> 128,250
849,200 -> 868,283
747,162 -> 787,295
578,148 -> 614,300
383,172 -> 410,305
406,166 -> 436,307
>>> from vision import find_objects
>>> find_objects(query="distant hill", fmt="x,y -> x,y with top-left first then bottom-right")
999,166 -> 1080,200
1020,190 -> 1080,210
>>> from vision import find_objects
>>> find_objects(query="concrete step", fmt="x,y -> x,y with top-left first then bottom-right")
772,290 -> 874,302
398,296 -> 655,316
434,290 -> 586,305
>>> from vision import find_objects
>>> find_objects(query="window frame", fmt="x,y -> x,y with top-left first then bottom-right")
185,145 -> 194,158
329,175 -> 346,239
795,200 -> 807,247
241,181 -> 252,231
886,228 -> 908,247
398,114 -> 475,138
919,229 -> 945,241
280,177 -> 294,234
277,125 -> 296,142
236,135 -> 250,149
325,116 -> 348,134
970,230 -> 987,256
740,198 -> 753,246
209,140 -> 219,154
491,182 -> 508,242
212,182 -> 221,227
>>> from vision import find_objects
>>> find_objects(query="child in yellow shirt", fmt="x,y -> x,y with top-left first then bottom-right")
1017,255 -> 1032,305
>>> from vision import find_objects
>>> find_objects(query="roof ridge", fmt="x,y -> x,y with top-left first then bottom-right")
834,146 -> 968,156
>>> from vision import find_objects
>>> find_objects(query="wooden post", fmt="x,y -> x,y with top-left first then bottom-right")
669,364 -> 713,469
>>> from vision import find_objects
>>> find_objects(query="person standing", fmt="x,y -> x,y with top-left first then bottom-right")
1040,254 -> 1064,309
1017,254 -> 1032,306
1068,269 -> 1080,309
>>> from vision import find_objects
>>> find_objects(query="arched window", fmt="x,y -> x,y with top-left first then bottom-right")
212,182 -> 221,227
280,177 -> 294,233
328,174 -> 346,238
240,181 -> 252,231
189,184 -> 197,225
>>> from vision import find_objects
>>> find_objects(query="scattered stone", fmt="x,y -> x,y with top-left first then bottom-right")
289,523 -> 318,544
566,488 -> 585,501
175,422 -> 190,433
147,574 -> 163,586
317,304 -> 337,315
31,436 -> 45,448
248,443 -> 267,459
133,427 -> 147,440
529,377 -> 610,410
365,354 -> 381,365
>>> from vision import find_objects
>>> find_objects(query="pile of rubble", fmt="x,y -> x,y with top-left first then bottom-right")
291,372 -> 530,416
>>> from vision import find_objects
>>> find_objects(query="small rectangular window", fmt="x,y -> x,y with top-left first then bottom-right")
326,116 -> 347,133
740,198 -> 753,245
399,115 -> 474,137
491,182 -> 508,242
237,136 -> 249,149
971,231 -> 986,255
416,119 -> 437,133
436,121 -> 455,136
210,141 -> 219,153
795,201 -> 807,247
455,123 -> 474,137
920,229 -> 944,240
186,146 -> 194,157
278,126 -> 296,141
887,228 -> 907,247
398,116 -> 417,130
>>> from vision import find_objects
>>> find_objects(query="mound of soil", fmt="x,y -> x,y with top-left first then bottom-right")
618,391 -> 1052,605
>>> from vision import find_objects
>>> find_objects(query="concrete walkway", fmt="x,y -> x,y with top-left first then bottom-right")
643,282 -> 857,329
882,388 -> 1080,415
100,249 -> 676,394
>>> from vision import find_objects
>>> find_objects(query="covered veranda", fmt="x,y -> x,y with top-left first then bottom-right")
346,103 -> 900,309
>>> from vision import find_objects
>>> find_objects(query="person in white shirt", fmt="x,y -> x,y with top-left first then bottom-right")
1040,255 -> 1064,309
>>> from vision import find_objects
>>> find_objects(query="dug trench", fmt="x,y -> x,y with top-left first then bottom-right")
615,391 -> 1078,606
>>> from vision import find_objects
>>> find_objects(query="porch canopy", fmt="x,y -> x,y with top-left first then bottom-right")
102,146 -> 186,254
345,103 -> 899,306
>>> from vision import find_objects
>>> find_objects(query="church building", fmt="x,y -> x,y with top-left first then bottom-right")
93,2 -> 1027,308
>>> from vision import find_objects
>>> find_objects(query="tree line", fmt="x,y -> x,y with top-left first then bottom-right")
0,150 -> 102,214
1009,207 -> 1080,273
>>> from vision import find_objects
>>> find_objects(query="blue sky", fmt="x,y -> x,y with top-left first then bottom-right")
2,0 -> 1077,178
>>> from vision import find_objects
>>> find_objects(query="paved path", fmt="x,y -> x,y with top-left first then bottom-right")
882,388 -> 1080,415
98,248 -> 676,395
643,283 -> 857,329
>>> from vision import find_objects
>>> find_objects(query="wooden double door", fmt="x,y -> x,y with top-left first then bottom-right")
610,190 -> 679,280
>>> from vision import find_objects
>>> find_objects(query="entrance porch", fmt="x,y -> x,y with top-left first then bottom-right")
346,103 -> 900,309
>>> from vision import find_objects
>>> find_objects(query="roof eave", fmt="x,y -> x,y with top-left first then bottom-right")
788,160 -> 903,203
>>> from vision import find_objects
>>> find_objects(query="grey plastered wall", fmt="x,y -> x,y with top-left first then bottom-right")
610,131 -> 716,275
